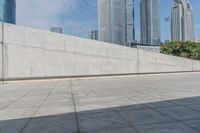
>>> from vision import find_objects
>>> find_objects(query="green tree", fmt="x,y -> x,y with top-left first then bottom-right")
161,41 -> 200,60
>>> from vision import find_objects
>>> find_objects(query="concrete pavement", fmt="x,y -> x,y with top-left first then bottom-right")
0,72 -> 200,133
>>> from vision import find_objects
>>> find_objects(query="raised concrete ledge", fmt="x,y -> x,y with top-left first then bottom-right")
2,71 -> 200,85
0,22 -> 200,81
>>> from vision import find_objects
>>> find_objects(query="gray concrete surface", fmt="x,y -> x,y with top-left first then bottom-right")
0,72 -> 200,133
0,23 -> 200,80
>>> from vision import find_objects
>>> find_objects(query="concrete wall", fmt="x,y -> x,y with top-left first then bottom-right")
0,23 -> 200,80
0,23 -> 3,80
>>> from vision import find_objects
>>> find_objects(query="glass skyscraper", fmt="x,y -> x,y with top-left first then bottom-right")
125,0 -> 135,44
98,0 -> 135,46
0,0 -> 16,24
89,30 -> 98,40
98,0 -> 126,45
50,27 -> 63,34
140,0 -> 160,45
171,0 -> 194,41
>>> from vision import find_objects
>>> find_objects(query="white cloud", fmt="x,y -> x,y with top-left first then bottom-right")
16,0 -> 98,37
17,0 -> 76,29
17,0 -> 72,29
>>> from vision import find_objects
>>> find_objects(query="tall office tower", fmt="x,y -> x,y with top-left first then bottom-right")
171,0 -> 194,41
50,27 -> 63,34
140,0 -> 161,45
125,0 -> 135,44
0,0 -> 16,24
89,30 -> 98,40
98,0 -> 126,45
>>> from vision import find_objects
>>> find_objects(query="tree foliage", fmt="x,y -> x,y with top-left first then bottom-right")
160,41 -> 200,60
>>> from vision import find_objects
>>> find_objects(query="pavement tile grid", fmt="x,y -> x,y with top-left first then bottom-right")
0,73 -> 200,132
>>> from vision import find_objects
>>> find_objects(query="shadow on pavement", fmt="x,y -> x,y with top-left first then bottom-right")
1,96 -> 200,133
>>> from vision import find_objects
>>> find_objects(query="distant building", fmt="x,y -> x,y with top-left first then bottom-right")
0,0 -> 16,24
98,0 -> 135,46
140,0 -> 161,45
89,30 -> 98,40
165,40 -> 170,44
195,38 -> 200,43
125,0 -> 135,44
131,43 -> 160,53
171,0 -> 194,41
98,0 -> 126,45
50,27 -> 62,34
137,45 -> 160,53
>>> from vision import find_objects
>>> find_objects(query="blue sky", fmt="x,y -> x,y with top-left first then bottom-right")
17,0 -> 200,41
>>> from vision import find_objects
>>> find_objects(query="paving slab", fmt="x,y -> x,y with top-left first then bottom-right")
183,119 -> 200,131
78,110 -> 130,132
155,106 -> 200,121
118,108 -> 174,126
137,122 -> 199,133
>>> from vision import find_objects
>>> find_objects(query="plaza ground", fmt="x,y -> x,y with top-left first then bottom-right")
0,72 -> 200,133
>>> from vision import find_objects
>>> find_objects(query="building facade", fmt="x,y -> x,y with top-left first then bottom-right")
125,0 -> 135,44
0,0 -> 16,24
98,0 -> 126,45
89,30 -> 98,40
50,27 -> 63,34
140,0 -> 160,45
194,37 -> 200,43
171,0 -> 194,41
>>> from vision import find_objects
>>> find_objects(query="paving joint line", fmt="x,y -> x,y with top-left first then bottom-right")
69,80 -> 81,133
132,89 -> 200,131
110,86 -> 200,132
127,92 -> 200,132
0,83 -> 44,110
81,80 -> 142,133
125,87 -> 200,113
145,103 -> 200,132
19,81 -> 58,133
122,88 -> 200,132
0,91 -> 32,111
106,89 -> 143,133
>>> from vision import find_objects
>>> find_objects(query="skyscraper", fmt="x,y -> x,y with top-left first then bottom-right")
89,30 -> 98,40
171,0 -> 194,41
125,0 -> 135,44
140,0 -> 160,45
50,27 -> 62,34
98,0 -> 126,45
0,0 -> 16,24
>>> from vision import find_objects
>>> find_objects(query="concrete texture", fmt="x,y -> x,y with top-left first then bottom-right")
0,22 -> 199,80
0,72 -> 200,133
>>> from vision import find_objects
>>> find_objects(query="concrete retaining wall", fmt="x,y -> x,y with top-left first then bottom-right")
0,23 -> 200,80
